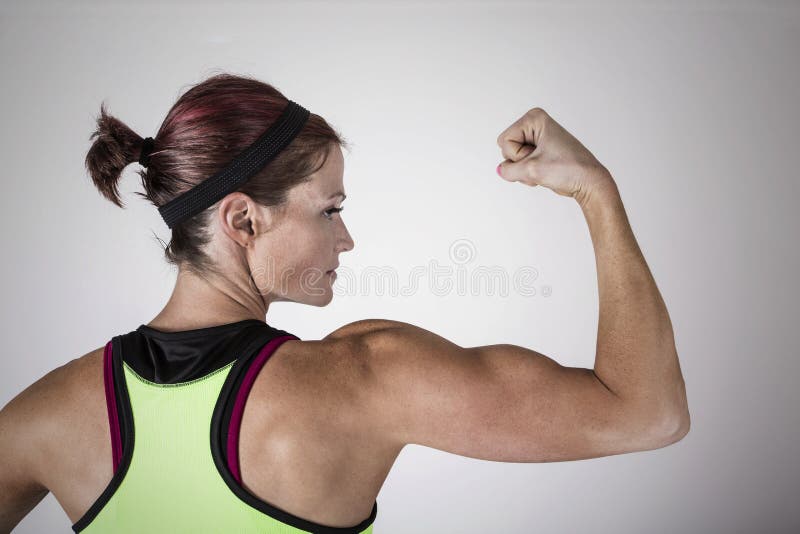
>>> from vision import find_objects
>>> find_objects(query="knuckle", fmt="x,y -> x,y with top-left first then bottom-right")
529,107 -> 552,124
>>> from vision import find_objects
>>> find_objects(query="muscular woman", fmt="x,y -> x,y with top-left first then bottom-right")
0,73 -> 689,533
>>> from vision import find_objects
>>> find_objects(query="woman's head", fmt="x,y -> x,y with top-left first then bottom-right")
85,73 -> 354,307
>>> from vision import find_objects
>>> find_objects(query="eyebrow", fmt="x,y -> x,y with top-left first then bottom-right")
328,191 -> 347,201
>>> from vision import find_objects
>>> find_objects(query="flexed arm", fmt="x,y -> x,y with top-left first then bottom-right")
324,108 -> 689,463
497,108 -> 689,434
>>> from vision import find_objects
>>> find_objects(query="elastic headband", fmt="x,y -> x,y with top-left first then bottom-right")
156,100 -> 310,229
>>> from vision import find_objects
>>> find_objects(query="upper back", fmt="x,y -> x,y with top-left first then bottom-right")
4,319 -> 401,532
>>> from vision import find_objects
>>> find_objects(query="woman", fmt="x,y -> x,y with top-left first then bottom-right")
0,73 -> 689,533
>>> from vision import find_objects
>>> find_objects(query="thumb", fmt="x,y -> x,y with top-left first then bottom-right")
497,157 -> 539,187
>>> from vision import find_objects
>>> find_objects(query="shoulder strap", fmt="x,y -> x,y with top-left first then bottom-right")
226,334 -> 299,483
74,335 -> 136,532
105,335 -> 135,477
105,322 -> 297,475
210,325 -> 300,484
102,340 -> 123,473
209,327 -> 381,534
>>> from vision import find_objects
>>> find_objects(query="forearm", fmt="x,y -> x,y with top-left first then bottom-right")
578,176 -> 688,429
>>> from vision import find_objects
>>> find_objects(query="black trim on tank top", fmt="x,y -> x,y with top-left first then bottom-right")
72,321 -> 378,533
127,318 -> 268,384
71,323 -> 283,532
72,335 -> 136,532
210,329 -> 378,533
212,322 -> 295,466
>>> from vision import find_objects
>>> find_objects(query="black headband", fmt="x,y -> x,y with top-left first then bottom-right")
156,100 -> 310,229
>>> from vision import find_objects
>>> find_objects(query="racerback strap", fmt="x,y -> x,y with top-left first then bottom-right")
102,322 -> 298,476
211,326 -> 299,484
225,334 -> 298,483
86,323 -> 379,534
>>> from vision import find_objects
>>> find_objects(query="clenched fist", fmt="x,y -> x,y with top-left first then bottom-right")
496,108 -> 615,205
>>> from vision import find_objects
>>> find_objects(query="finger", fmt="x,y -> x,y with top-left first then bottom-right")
497,127 -> 535,163
497,158 -> 539,187
501,143 -> 535,163
496,108 -> 545,162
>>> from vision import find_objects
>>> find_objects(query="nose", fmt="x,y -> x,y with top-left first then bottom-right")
338,219 -> 355,252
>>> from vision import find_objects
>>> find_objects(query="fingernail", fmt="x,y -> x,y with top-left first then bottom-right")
496,163 -> 502,177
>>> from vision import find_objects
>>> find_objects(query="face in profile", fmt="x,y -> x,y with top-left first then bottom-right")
247,144 -> 355,307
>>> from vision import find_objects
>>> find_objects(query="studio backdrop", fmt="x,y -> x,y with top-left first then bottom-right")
1,1 -> 798,532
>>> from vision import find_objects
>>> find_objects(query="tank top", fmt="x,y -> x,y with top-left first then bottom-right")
71,319 -> 378,533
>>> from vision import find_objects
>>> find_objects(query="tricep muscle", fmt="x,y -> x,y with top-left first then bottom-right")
341,320 -> 663,463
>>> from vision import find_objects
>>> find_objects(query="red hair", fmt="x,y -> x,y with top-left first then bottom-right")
85,72 -> 349,275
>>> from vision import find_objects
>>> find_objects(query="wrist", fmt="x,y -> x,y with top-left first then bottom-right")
575,171 -> 621,213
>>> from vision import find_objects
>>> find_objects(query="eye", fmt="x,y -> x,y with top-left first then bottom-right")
323,206 -> 344,220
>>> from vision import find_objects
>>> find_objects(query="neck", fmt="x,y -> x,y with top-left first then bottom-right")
145,266 -> 270,332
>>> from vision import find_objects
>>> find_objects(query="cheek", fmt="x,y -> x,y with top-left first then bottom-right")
264,225 -> 330,285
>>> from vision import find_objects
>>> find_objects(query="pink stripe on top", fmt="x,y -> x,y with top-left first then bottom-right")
226,335 -> 298,485
103,340 -> 123,473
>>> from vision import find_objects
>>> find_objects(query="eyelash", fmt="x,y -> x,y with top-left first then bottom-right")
324,207 -> 344,220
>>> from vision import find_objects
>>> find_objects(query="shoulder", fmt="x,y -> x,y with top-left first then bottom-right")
316,319 -> 411,374
0,345 -> 104,428
314,318 -> 466,416
322,318 -> 449,352
0,346 -> 105,485
322,318 -> 465,366
322,318 -> 408,341
312,319 -> 482,453
271,320 -> 416,425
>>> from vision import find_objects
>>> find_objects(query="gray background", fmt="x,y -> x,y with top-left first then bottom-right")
1,0 -> 798,532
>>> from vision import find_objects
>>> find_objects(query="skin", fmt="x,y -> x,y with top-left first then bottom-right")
0,144 -> 381,530
153,143 -> 355,327
0,109 -> 690,532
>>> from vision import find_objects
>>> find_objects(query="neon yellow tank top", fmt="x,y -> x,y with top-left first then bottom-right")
72,321 -> 377,533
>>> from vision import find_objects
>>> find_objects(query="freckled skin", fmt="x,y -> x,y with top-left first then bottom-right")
158,142 -> 356,327
0,143 -> 379,530
1,109 -> 689,532
242,144 -> 355,308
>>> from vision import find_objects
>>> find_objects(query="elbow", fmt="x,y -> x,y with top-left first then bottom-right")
651,374 -> 691,446
616,372 -> 691,450
646,409 -> 691,449
626,396 -> 690,450
675,406 -> 691,439
666,377 -> 691,443
663,411 -> 691,443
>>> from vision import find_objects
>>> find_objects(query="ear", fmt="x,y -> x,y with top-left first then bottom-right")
217,193 -> 275,248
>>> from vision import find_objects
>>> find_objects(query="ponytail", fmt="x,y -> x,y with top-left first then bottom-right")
85,102 -> 152,208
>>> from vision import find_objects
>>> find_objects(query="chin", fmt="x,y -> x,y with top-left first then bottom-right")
294,288 -> 334,307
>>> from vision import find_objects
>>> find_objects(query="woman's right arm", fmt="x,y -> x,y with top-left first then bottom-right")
327,109 -> 689,463
0,375 -> 53,533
